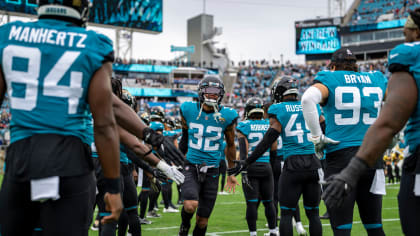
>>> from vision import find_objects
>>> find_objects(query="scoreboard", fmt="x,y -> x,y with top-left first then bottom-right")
0,0 -> 163,33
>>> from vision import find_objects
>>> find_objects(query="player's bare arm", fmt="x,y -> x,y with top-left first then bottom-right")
357,71 -> 418,166
88,62 -> 122,223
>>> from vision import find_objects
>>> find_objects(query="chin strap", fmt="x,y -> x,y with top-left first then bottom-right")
196,100 -> 222,123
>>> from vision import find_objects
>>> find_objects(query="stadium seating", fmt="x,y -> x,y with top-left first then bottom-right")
350,0 -> 420,25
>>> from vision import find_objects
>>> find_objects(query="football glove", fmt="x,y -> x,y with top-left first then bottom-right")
322,157 -> 368,209
227,160 -> 248,176
309,134 -> 340,159
152,169 -> 168,183
156,160 -> 185,185
241,171 -> 253,190
143,127 -> 164,147
149,177 -> 162,192
153,137 -> 184,168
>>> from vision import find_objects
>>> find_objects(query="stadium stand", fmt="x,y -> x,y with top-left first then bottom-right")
350,0 -> 420,25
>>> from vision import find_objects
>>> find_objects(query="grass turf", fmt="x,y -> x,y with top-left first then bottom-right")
0,174 -> 401,235
87,178 -> 402,236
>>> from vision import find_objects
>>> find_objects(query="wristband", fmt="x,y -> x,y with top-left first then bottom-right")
143,149 -> 153,158
104,177 -> 121,194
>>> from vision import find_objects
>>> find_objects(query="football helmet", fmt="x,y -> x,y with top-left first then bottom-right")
198,75 -> 225,107
244,97 -> 264,120
164,116 -> 176,130
150,106 -> 165,122
37,0 -> 91,26
271,76 -> 299,103
122,89 -> 135,109
138,111 -> 150,126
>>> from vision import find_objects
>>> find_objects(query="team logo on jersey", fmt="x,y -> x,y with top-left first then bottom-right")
218,117 -> 226,123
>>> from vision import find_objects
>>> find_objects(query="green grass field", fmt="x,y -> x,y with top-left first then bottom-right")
86,178 -> 403,236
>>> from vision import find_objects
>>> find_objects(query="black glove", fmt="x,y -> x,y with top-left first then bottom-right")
227,160 -> 248,176
241,171 -> 253,190
154,137 -> 185,167
152,169 -> 167,183
322,157 -> 369,209
143,127 -> 164,147
162,138 -> 185,167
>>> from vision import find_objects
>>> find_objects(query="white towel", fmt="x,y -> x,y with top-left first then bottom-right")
414,174 -> 420,197
370,169 -> 386,195
31,176 -> 60,202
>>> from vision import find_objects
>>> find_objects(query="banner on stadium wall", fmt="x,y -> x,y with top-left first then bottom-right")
345,19 -> 407,33
147,102 -> 179,110
123,87 -> 197,97
113,64 -> 177,74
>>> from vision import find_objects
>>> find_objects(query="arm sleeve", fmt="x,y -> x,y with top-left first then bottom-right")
245,128 -> 281,165
179,128 -> 188,155
301,86 -> 323,137
238,136 -> 247,161
125,148 -> 154,173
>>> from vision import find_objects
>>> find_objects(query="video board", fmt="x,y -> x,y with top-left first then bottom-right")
0,0 -> 162,33
295,17 -> 341,55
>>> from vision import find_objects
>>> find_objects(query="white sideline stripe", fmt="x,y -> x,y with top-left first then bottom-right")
143,218 -> 401,233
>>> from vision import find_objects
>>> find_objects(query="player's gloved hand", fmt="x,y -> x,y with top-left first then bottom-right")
152,168 -> 168,183
322,157 -> 369,209
143,127 -> 164,147
162,137 -> 185,167
227,160 -> 248,176
149,176 -> 162,192
309,134 -> 340,159
241,171 -> 253,190
157,160 -> 185,185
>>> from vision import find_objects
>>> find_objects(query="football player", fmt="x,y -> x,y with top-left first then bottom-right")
229,77 -> 324,236
178,75 -> 239,236
320,9 -> 420,235
236,97 -> 277,236
301,48 -> 387,236
0,1 -> 122,235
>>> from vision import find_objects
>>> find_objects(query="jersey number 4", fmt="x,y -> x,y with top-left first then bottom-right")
3,45 -> 83,114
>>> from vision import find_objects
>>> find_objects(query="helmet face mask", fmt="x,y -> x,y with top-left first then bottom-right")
245,97 -> 264,120
198,75 -> 225,107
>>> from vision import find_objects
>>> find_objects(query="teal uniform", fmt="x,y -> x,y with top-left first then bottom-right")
0,19 -> 113,144
180,101 -> 238,167
315,70 -> 387,153
237,119 -> 270,163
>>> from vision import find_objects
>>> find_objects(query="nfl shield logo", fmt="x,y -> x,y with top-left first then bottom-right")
205,116 -> 208,120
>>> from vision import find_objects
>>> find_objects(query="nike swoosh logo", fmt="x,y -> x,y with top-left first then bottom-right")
390,54 -> 399,59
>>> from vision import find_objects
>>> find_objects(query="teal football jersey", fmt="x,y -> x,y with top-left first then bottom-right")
120,144 -> 131,164
237,119 -> 270,163
181,101 -> 238,167
0,19 -> 114,144
268,101 -> 319,159
389,42 -> 420,154
315,70 -> 387,153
